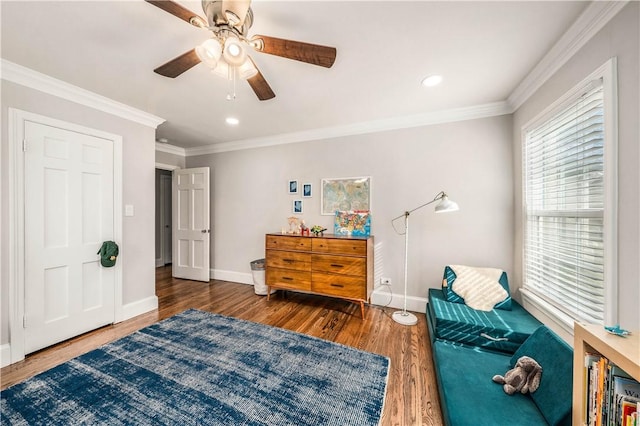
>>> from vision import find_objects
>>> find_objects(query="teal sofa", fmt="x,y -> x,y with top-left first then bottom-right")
427,289 -> 573,425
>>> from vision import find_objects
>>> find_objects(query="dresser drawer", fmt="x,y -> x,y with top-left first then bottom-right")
311,254 -> 366,276
266,268 -> 311,291
266,251 -> 311,271
312,272 -> 365,299
312,238 -> 367,256
266,235 -> 311,251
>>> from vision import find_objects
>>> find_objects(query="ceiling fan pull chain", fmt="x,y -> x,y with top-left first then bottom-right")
226,65 -> 237,101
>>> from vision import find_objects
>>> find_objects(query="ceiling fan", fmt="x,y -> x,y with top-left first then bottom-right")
146,0 -> 337,101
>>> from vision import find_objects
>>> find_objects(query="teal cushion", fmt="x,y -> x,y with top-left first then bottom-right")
433,340 -> 548,426
441,266 -> 512,310
427,289 -> 541,354
511,326 -> 573,426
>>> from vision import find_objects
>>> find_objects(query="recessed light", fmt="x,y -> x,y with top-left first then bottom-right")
421,74 -> 443,87
225,117 -> 239,126
157,138 -> 169,144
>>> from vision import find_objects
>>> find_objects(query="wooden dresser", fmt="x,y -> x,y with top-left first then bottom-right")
265,233 -> 374,319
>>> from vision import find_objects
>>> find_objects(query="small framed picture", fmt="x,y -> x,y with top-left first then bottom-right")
288,180 -> 298,194
302,183 -> 312,198
293,200 -> 303,214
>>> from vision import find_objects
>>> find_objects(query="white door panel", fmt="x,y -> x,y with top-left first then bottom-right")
173,167 -> 210,282
24,121 -> 115,354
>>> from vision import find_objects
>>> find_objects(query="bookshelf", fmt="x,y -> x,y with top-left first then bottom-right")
573,322 -> 640,426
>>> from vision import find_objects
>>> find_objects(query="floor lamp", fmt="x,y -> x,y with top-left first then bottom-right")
391,191 -> 459,326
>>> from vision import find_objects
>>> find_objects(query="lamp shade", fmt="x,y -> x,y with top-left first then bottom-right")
434,195 -> 459,213
196,38 -> 222,68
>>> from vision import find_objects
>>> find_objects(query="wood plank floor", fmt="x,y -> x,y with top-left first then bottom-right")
1,266 -> 444,425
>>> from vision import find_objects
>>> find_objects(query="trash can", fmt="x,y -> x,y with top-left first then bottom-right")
250,259 -> 273,295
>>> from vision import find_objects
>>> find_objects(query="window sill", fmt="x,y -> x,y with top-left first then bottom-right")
519,288 -> 575,337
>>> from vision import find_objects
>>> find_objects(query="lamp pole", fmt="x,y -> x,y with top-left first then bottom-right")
393,210 -> 417,325
391,191 -> 459,326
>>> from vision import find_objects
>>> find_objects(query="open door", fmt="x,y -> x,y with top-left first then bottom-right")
172,167 -> 210,282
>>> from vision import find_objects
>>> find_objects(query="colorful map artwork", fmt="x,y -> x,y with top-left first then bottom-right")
322,177 -> 370,215
334,211 -> 371,236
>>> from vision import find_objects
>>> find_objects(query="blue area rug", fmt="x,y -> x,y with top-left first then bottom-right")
1,309 -> 389,425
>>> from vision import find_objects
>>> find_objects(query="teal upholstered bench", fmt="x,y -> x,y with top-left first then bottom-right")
427,288 -> 542,354
433,326 -> 573,426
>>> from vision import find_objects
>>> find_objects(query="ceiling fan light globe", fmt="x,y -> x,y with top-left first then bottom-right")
196,38 -> 222,68
211,60 -> 230,79
223,37 -> 247,66
238,58 -> 258,79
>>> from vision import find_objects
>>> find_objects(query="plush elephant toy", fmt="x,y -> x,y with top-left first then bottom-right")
492,356 -> 542,395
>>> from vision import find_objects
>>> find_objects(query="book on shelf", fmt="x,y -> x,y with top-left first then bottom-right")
584,352 -> 640,426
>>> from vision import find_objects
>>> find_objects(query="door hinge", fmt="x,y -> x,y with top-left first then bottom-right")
22,139 -> 27,152
23,315 -> 27,328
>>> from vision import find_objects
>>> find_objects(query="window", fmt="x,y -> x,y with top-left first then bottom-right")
522,60 -> 617,327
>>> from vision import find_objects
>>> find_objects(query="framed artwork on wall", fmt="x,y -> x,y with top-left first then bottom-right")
320,176 -> 371,215
293,200 -> 303,214
288,180 -> 298,194
303,183 -> 312,198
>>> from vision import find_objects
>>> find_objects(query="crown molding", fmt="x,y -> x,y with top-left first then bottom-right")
185,101 -> 512,156
1,59 -> 165,129
155,142 -> 186,157
507,1 -> 628,111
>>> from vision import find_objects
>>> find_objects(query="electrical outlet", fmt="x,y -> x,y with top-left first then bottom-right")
380,277 -> 391,286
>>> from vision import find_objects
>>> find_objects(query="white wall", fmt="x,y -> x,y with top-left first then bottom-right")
1,80 -> 158,347
512,2 -> 640,331
187,114 -> 514,311
156,150 -> 186,169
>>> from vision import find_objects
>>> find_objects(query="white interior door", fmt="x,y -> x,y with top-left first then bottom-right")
24,120 -> 116,354
172,167 -> 210,281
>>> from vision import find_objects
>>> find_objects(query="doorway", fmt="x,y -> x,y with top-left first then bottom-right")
156,168 -> 173,267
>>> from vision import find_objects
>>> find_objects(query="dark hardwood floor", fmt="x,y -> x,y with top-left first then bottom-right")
1,266 -> 444,425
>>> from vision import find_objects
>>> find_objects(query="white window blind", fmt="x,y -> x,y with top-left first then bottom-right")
523,80 -> 606,324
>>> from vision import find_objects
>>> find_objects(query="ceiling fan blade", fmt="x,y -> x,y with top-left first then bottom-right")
145,0 -> 206,27
154,49 -> 201,78
251,35 -> 336,68
246,58 -> 275,101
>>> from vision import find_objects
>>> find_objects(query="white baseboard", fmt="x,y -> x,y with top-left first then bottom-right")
370,288 -> 427,314
155,258 -> 164,267
1,343 -> 11,368
210,269 -> 253,285
121,296 -> 159,322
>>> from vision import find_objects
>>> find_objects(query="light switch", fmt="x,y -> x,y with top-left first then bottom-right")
125,204 -> 134,217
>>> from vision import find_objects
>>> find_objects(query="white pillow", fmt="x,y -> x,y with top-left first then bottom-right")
449,265 -> 508,312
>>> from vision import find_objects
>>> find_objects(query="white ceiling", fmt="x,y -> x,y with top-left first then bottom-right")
1,1 -> 590,150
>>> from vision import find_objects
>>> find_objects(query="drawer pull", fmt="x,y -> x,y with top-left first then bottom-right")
282,277 -> 294,281
283,259 -> 294,263
330,283 -> 344,288
330,264 -> 344,268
